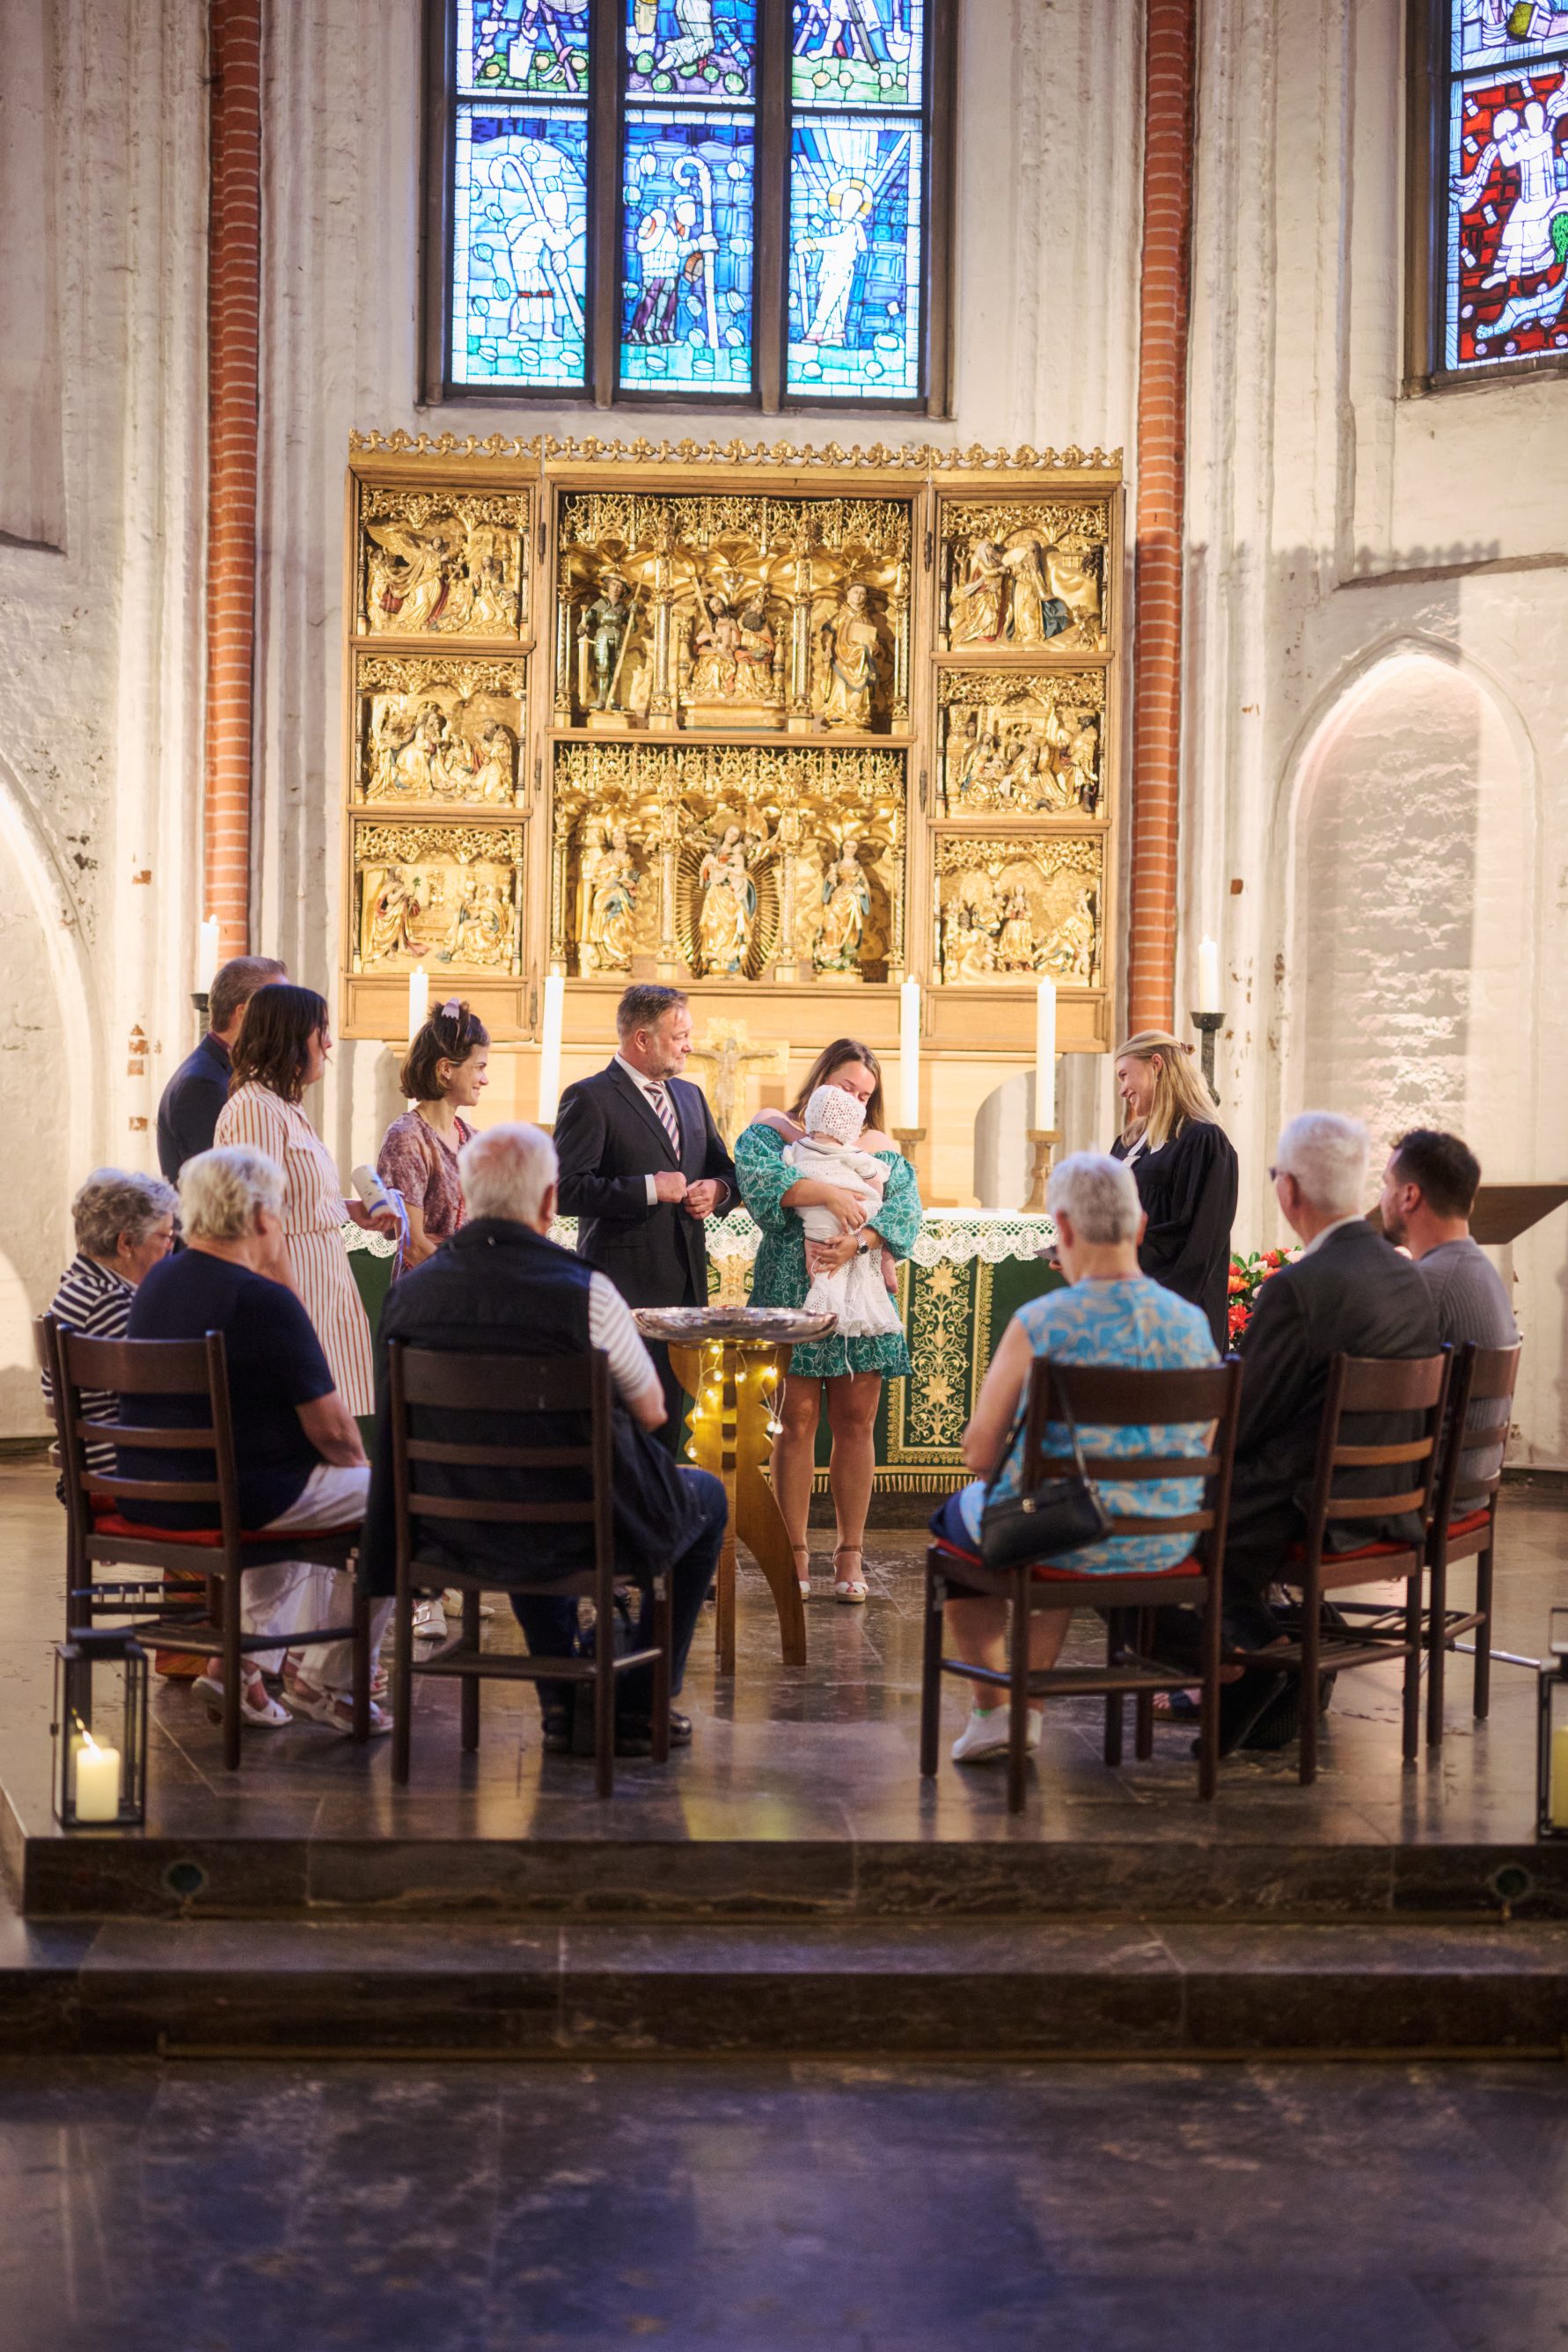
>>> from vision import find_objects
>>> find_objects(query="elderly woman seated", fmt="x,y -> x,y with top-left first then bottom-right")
44,1169 -> 179,1476
121,1145 -> 392,1734
928,1151 -> 1218,1766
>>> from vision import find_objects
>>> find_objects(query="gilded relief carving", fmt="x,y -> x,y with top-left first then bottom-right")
939,500 -> 1110,653
355,656 -> 524,806
350,427 -> 1123,472
935,836 -> 1102,986
937,670 -> 1104,817
359,488 -> 528,639
354,822 -> 524,976
550,742 -> 905,983
554,489 -> 912,732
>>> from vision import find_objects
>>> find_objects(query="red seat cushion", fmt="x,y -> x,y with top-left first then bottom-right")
92,1513 -> 356,1546
933,1539 -> 1203,1585
1444,1508 -> 1491,1541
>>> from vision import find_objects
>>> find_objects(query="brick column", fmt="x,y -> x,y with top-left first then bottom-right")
1126,0 -> 1197,1034
204,0 -> 262,957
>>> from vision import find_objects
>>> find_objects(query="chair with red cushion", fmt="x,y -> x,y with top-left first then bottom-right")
46,1316 -> 371,1771
1228,1350 -> 1451,1785
1424,1339 -> 1521,1748
919,1359 -> 1243,1813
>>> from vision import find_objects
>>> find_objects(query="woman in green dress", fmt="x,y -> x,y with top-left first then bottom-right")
734,1038 -> 921,1605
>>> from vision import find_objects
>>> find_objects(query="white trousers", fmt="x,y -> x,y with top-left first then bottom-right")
245,1462 -> 390,1694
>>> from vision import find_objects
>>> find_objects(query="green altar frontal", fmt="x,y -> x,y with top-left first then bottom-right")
345,1211 -> 1061,1496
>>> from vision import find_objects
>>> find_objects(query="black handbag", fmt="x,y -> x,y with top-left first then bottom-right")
978,1365 -> 1112,1572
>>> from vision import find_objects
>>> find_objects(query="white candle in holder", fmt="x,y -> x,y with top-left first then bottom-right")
73,1728 -> 121,1824
197,915 -> 221,994
538,974 -> 565,1125
1034,977 -> 1057,1130
898,978 -> 920,1130
407,965 -> 429,1044
1197,936 -> 1221,1015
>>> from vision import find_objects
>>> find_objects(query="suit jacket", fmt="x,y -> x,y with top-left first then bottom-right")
1229,1219 -> 1442,1554
553,1061 -> 737,1309
156,1031 -> 232,1183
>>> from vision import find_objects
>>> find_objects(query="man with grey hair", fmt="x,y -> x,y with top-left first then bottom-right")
1220,1108 -> 1440,1666
363,1122 -> 727,1757
122,1147 -> 391,1734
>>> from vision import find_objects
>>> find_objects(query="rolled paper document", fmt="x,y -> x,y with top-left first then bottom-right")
351,1164 -> 394,1220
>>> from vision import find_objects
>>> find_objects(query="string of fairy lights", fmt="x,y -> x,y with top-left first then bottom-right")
684,1342 -> 786,1462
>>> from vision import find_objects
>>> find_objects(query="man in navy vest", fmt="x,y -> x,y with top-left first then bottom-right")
156,955 -> 287,1182
362,1123 -> 726,1755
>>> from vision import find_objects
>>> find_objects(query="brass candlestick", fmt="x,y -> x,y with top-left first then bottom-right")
1022,1127 -> 1061,1213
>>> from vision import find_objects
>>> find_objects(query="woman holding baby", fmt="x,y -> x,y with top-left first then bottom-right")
734,1040 -> 922,1605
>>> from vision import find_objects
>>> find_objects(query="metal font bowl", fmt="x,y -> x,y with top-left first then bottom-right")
633,1306 -> 837,1346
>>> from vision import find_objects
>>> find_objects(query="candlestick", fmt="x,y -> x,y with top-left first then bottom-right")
1553,1725 -> 1568,1831
538,973 -> 565,1125
1191,1009 -> 1222,1104
898,978 -> 920,1132
197,915 -> 221,995
407,965 -> 429,1045
73,1726 -> 122,1824
1034,977 -> 1057,1131
1196,935 -> 1220,1015
1022,1128 -> 1061,1215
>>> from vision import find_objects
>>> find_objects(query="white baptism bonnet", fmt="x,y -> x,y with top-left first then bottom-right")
802,1084 -> 868,1146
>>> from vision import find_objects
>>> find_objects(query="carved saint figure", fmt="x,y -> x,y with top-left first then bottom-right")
1066,716 -> 1100,812
442,872 -> 514,970
1001,537 -> 1073,644
994,884 -> 1038,973
1044,887 -> 1097,985
580,824 -> 639,974
819,583 -> 878,729
469,720 -> 516,805
696,824 -> 757,974
688,594 -> 744,702
366,866 -> 424,964
949,538 -> 1008,647
736,596 -> 778,700
367,520 -> 457,632
578,571 -> 633,711
813,839 -> 871,973
465,527 -> 515,633
941,886 -> 997,985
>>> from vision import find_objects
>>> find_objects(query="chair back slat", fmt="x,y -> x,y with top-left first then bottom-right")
62,1330 -> 222,1399
1029,1364 -> 1234,1425
407,1438 -> 594,1472
408,1494 -> 597,1526
1337,1352 -> 1447,1414
397,1348 -> 597,1414
1302,1351 -> 1450,1565
1037,1451 -> 1221,1484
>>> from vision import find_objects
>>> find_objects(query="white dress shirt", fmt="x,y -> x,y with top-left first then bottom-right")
1299,1213 -> 1363,1257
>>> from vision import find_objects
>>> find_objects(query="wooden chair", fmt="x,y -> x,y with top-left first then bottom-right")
47,1318 -> 371,1769
1424,1339 -> 1521,1748
919,1359 -> 1243,1813
1229,1350 -> 1451,1785
385,1342 -> 671,1800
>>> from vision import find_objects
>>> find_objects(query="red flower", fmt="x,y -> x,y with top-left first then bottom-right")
1227,1269 -> 1247,1294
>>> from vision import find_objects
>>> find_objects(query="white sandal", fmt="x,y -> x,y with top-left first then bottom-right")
194,1671 -> 290,1729
832,1544 -> 868,1605
792,1544 -> 811,1601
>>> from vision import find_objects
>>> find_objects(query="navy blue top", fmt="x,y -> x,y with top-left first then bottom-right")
156,1031 -> 232,1183
122,1250 -> 334,1529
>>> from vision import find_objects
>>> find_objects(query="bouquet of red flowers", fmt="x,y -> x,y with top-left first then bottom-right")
1227,1246 -> 1298,1346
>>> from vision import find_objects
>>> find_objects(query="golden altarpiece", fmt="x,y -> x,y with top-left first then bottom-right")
340,431 -> 1122,1099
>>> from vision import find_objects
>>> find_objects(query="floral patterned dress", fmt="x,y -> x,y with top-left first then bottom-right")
734,1119 -> 920,1381
377,1111 -> 475,1264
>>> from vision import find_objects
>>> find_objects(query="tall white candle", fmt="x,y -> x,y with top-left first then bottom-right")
898,978 -> 920,1130
1197,935 -> 1221,1015
197,915 -> 221,994
1034,977 -> 1057,1130
538,974 -> 565,1125
73,1728 -> 121,1823
407,964 -> 429,1044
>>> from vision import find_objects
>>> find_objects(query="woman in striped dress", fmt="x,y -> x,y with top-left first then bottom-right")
216,985 -> 395,1417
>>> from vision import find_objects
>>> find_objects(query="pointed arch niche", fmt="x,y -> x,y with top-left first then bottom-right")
1285,649 -> 1532,1173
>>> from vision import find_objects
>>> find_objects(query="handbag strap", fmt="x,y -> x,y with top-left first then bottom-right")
982,1360 -> 1093,1504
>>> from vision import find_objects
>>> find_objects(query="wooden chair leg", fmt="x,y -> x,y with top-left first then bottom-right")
392,1572 -> 414,1786
1425,1545 -> 1447,1752
1474,1539 -> 1494,1720
919,1554 -> 944,1778
594,1595 -> 615,1801
1007,1574 -> 1030,1816
1401,1569 -> 1422,1768
351,1586 -> 370,1745
1198,1586 -> 1221,1802
1134,1608 -> 1154,1760
651,1571 -> 671,1766
222,1572 -> 242,1773
460,1588 -> 480,1753
1103,1609 -> 1125,1767
1299,1573 -> 1321,1787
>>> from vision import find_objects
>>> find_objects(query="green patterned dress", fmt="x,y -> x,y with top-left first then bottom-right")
734,1120 -> 920,1381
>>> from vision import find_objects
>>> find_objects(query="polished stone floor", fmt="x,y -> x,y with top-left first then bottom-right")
4,2054 -> 1568,2350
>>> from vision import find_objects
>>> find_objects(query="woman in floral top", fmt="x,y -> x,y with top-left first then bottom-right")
734,1038 -> 921,1604
377,1000 -> 490,1271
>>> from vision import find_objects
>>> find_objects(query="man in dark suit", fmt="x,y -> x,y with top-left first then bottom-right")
553,983 -> 738,1453
1226,1110 -> 1441,1647
156,955 -> 287,1182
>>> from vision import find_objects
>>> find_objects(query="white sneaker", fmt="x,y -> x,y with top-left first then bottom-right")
443,1588 -> 495,1620
414,1597 -> 448,1641
950,1705 -> 1043,1765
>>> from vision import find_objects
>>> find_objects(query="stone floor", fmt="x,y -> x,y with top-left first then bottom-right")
4,2053 -> 1568,2350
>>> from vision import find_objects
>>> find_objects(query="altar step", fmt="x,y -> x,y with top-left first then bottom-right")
3,1910 -> 1566,2059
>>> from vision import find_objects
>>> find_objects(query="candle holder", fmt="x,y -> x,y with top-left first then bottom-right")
1022,1127 -> 1061,1213
892,1125 -> 927,1192
191,990 -> 211,1038
1191,1010 -> 1223,1104
1537,1610 -> 1568,1839
52,1628 -> 148,1828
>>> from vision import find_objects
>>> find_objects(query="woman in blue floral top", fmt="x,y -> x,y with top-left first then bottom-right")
734,1038 -> 921,1605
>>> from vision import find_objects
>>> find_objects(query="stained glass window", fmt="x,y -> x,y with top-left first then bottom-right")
1440,1 -> 1568,374
432,0 -> 947,407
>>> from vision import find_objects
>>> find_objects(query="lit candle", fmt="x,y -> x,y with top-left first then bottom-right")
1197,935 -> 1221,1015
197,915 -> 221,994
1034,976 -> 1057,1130
538,974 -> 565,1125
407,964 -> 429,1044
1552,1725 -> 1568,1829
898,978 -> 920,1130
73,1726 -> 121,1823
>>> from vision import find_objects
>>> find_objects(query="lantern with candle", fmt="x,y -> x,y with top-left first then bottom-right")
52,1628 -> 148,1828
1537,1610 -> 1568,1840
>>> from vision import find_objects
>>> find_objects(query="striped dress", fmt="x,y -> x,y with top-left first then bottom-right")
44,1256 -> 135,1475
216,1081 -> 375,1417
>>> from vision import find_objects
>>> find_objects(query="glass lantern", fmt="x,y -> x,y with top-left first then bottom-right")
1536,1609 -> 1568,1842
52,1628 -> 148,1828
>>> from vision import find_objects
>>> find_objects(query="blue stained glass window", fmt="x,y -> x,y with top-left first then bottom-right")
791,0 -> 924,113
626,0 -> 757,102
1441,4 -> 1568,371
452,112 -> 590,388
458,0 -> 591,97
788,114 -> 921,399
619,115 -> 756,391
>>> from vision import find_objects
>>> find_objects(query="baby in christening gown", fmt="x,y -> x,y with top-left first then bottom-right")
785,1085 -> 905,1339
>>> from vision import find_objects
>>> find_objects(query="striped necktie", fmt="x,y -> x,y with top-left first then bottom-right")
645,1081 -> 681,1157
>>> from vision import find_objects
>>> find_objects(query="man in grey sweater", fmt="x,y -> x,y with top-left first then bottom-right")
1379,1129 -> 1519,1489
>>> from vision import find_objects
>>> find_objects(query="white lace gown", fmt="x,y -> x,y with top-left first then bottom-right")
783,1135 -> 905,1340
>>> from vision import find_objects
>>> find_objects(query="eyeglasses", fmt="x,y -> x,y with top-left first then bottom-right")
1268,1166 -> 1283,1182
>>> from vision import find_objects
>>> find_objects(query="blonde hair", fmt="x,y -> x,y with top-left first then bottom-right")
1114,1029 -> 1218,1153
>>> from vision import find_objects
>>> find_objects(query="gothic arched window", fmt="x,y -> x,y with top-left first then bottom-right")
1415,1 -> 1568,381
423,0 -> 954,410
